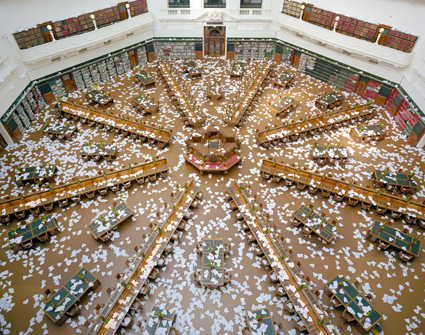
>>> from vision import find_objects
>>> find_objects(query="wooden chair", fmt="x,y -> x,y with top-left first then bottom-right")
84,320 -> 94,330
43,203 -> 54,212
44,288 -> 56,300
106,287 -> 116,297
115,273 -> 124,282
65,304 -> 79,317
378,240 -> 390,250
37,232 -> 50,243
100,232 -> 110,242
283,300 -> 295,313
341,309 -> 356,324
121,312 -> 132,328
399,251 -> 413,262
330,295 -> 342,308
95,304 -> 105,315
125,258 -> 134,268
130,297 -> 142,311
139,283 -> 150,296
148,268 -> 159,280
21,239 -> 34,250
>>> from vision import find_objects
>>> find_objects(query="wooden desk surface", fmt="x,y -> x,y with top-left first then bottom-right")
0,159 -> 169,219
201,238 -> 224,286
87,179 -> 200,335
8,215 -> 57,248
224,61 -> 271,126
44,267 -> 99,325
246,308 -> 276,335
227,182 -> 340,335
87,202 -> 134,240
80,144 -> 116,156
15,164 -> 56,182
85,90 -> 113,106
55,102 -> 171,143
256,104 -> 375,145
158,61 -> 206,127
368,221 -> 421,257
325,273 -> 382,330
260,159 -> 425,221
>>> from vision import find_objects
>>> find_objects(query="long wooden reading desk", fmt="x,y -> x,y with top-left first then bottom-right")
256,104 -> 375,148
0,159 -> 170,224
54,102 -> 172,148
260,159 -> 425,225
157,60 -> 206,128
226,182 -> 341,335
223,60 -> 271,127
86,179 -> 201,335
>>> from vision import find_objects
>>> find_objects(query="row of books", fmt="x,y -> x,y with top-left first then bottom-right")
362,80 -> 381,101
49,78 -> 67,98
154,41 -> 195,59
282,0 -> 302,18
13,0 -> 148,48
234,41 -> 275,60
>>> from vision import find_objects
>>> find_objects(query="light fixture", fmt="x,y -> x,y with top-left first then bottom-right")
126,3 -> 130,8
47,25 -> 52,31
335,16 -> 340,21
301,4 -> 305,9
379,27 -> 384,33
90,14 -> 95,20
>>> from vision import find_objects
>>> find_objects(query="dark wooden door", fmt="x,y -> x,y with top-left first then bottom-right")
195,43 -> 203,60
377,25 -> 391,45
227,43 -> 234,60
118,3 -> 129,20
354,76 -> 368,96
146,43 -> 155,63
292,51 -> 301,69
4,119 -> 23,143
39,82 -> 56,104
274,44 -> 283,63
205,27 -> 225,57
128,50 -> 138,68
302,5 -> 312,22
38,22 -> 55,42
62,74 -> 76,93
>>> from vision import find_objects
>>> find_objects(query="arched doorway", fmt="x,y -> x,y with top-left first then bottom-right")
204,26 -> 226,57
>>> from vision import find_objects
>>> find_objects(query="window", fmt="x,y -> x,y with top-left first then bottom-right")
204,0 -> 226,9
240,0 -> 262,9
169,0 -> 190,8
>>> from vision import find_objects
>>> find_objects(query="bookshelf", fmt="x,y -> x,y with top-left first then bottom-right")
136,46 -> 148,67
93,7 -> 120,28
154,41 -> 195,60
386,30 -> 418,53
309,8 -> 336,30
234,41 -> 275,60
13,27 -> 45,50
298,53 -> 316,73
362,80 -> 381,101
49,78 -> 67,98
20,99 -> 35,122
89,64 -> 101,84
72,70 -> 86,90
282,0 -> 302,18
335,16 -> 377,42
15,105 -> 31,129
81,67 -> 94,88
31,87 -> 46,113
53,14 -> 94,39
383,88 -> 398,111
98,61 -> 110,82
114,54 -> 131,75
394,101 -> 420,136
281,46 -> 294,65
12,112 -> 26,134
107,58 -> 118,78
130,0 -> 148,17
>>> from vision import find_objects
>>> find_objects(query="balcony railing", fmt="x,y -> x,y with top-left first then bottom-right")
18,12 -> 154,65
277,13 -> 414,68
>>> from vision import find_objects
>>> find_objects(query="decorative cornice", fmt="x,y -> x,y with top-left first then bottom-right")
277,13 -> 414,68
18,13 -> 154,65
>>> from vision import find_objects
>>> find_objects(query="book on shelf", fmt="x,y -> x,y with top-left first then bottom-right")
107,58 -> 118,77
72,70 -> 86,90
89,64 -> 101,84
97,60 -> 110,82
81,67 -> 94,88
49,78 -> 67,98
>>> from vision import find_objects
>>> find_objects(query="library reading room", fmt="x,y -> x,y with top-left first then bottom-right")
1,0 -> 425,334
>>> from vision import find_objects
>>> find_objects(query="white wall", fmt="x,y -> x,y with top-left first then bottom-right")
0,0 -> 425,145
